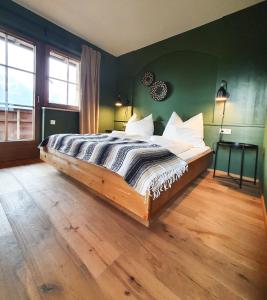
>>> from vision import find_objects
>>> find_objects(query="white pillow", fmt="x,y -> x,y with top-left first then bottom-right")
163,112 -> 183,136
125,114 -> 154,137
182,113 -> 204,139
163,113 -> 205,148
149,135 -> 191,156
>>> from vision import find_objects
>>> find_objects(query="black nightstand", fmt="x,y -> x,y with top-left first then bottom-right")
213,141 -> 258,188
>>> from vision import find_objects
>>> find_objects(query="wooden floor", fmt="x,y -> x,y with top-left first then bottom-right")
0,163 -> 267,300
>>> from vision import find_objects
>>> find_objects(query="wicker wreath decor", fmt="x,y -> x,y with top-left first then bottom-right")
150,81 -> 168,101
141,71 -> 154,86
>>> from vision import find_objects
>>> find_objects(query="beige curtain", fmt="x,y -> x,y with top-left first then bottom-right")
80,45 -> 101,133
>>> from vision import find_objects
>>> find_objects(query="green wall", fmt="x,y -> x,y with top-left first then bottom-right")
117,2 -> 267,178
42,109 -> 79,139
0,0 -> 117,134
263,113 -> 267,209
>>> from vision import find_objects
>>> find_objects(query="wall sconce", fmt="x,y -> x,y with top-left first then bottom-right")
114,95 -> 132,130
215,80 -> 229,141
216,80 -> 229,101
114,95 -> 123,107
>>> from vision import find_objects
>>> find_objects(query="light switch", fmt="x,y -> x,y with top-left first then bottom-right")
50,120 -> 56,125
219,128 -> 231,134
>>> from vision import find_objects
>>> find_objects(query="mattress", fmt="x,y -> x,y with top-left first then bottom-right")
178,146 -> 211,162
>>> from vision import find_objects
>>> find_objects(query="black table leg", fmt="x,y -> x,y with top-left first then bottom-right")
213,143 -> 219,177
254,146 -> 258,185
227,146 -> 232,176
240,146 -> 245,188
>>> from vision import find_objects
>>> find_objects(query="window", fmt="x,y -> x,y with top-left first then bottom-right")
0,31 -> 35,141
48,50 -> 80,109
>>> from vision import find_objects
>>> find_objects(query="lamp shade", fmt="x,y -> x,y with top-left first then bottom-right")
216,80 -> 229,102
115,101 -> 123,107
114,95 -> 123,107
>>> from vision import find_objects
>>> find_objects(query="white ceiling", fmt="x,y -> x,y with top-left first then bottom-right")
13,0 -> 263,57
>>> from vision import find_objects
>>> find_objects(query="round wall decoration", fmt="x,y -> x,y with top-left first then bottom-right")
141,71 -> 154,86
150,81 -> 168,101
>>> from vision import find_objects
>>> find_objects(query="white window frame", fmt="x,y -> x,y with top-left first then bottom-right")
47,50 -> 80,110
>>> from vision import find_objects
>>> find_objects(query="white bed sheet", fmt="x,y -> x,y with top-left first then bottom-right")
178,146 -> 211,162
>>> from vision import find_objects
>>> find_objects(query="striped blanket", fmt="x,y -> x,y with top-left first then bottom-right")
40,134 -> 188,199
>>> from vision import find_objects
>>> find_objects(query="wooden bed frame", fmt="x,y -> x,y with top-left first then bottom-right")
40,148 -> 213,226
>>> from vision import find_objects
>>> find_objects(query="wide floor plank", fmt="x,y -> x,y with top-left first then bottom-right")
0,204 -> 42,300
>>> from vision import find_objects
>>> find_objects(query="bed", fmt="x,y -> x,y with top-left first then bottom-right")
40,133 -> 213,226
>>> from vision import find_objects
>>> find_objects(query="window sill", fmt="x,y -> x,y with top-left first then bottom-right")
0,139 -> 35,143
42,106 -> 80,112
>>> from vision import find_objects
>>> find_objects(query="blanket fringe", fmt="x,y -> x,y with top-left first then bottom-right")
147,164 -> 188,200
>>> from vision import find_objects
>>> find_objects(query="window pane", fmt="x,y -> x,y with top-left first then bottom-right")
0,32 -> 36,142
7,38 -> 34,72
49,55 -> 67,80
69,62 -> 78,83
49,78 -> 67,105
0,103 -> 5,141
7,107 -> 33,141
8,69 -> 34,106
7,107 -> 17,140
48,51 -> 80,108
68,83 -> 79,106
0,34 -> 5,65
19,109 -> 33,140
0,66 -> 5,102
